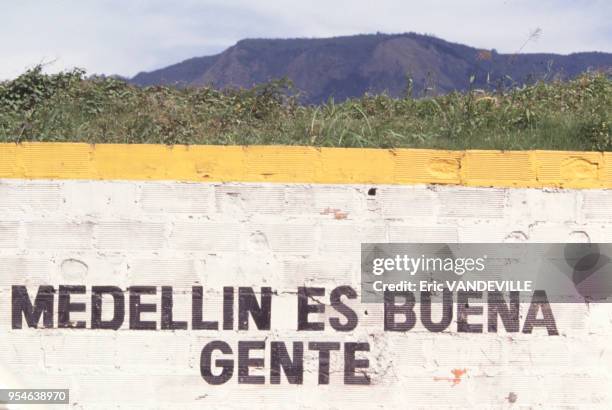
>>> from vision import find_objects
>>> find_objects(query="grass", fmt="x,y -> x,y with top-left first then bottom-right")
0,66 -> 610,151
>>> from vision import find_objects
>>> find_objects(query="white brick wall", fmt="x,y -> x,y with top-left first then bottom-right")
0,221 -> 19,248
1,179 -> 612,409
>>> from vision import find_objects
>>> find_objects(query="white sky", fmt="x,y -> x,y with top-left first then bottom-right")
1,0 -> 611,80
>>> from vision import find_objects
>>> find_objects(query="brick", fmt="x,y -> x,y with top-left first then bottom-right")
168,222 -> 239,252
463,150 -> 535,185
438,187 -> 505,219
0,221 -> 19,248
283,185 -> 316,214
114,333 -> 192,373
25,221 -> 93,249
535,151 -> 602,187
127,259 -> 198,287
42,334 -> 116,368
458,222 -> 527,242
507,189 -> 577,223
215,184 -> 285,215
0,258 -> 53,287
248,224 -> 316,254
52,254 -> 127,285
61,181 -> 140,216
388,225 -> 458,242
376,186 -> 436,219
21,142 -> 92,178
281,259 -> 356,287
0,333 -> 44,367
320,224 -> 386,253
394,149 -> 462,184
420,334 -> 503,367
0,182 -> 61,212
95,221 -> 165,250
140,183 -> 211,213
582,190 -> 612,220
312,186 -> 359,215
527,224 -> 591,243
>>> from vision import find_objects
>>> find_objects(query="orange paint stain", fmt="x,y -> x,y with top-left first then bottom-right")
434,368 -> 467,386
320,207 -> 349,220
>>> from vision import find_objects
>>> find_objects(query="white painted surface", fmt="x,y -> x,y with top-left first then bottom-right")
1,179 -> 611,409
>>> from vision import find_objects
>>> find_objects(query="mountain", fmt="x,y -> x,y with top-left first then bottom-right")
130,33 -> 612,103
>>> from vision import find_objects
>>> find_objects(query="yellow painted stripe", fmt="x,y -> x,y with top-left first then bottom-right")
0,142 -> 611,188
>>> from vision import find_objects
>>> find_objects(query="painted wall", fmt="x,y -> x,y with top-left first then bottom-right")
1,144 -> 612,408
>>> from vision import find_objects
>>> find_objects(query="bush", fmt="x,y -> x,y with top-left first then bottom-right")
0,66 -> 610,151
584,117 -> 611,151
0,66 -> 85,111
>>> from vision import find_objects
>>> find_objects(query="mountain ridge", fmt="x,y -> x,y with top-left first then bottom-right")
130,32 -> 612,103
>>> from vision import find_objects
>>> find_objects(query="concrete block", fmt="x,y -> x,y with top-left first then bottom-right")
168,222 -> 239,252
26,221 -> 93,250
439,187 -> 505,219
141,183 -> 211,214
95,221 -> 166,250
0,221 -> 19,248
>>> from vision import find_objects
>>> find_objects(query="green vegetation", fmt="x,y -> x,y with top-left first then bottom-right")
0,66 -> 610,150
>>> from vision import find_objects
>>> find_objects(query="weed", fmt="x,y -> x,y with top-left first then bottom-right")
0,66 -> 610,150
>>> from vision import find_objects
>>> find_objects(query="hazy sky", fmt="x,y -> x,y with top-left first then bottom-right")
2,0 -> 610,80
